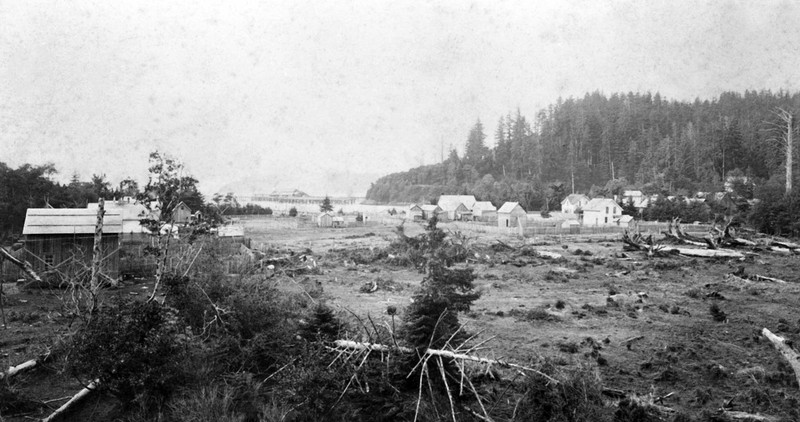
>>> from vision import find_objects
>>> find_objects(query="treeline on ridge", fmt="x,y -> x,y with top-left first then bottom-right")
366,90 -> 798,210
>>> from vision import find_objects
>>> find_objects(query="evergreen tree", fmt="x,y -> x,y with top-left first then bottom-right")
319,196 -> 333,212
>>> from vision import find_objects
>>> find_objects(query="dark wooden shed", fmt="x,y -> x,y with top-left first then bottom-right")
22,208 -> 122,282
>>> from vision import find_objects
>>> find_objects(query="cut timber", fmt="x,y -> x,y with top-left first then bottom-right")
672,248 -> 744,259
0,359 -> 37,380
42,379 -> 100,422
721,410 -> 779,422
536,250 -> 562,259
0,352 -> 51,380
761,328 -> 800,389
752,275 -> 786,284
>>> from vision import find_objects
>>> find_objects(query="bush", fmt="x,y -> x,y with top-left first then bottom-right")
515,362 -> 612,422
288,207 -> 298,217
68,298 -> 186,407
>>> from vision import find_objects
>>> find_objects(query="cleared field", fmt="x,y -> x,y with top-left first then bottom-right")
2,216 -> 800,420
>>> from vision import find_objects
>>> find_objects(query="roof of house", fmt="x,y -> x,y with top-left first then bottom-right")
408,204 -> 423,212
23,208 -> 123,235
560,194 -> 590,206
583,198 -> 622,212
498,202 -> 525,214
437,195 -> 477,210
420,204 -> 442,212
623,190 -> 643,197
617,215 -> 635,223
472,201 -> 497,211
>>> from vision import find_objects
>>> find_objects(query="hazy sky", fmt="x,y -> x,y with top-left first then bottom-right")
3,0 -> 800,196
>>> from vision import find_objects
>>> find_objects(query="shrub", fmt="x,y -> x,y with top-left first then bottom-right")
68,298 -> 186,407
709,303 -> 727,322
515,362 -> 612,421
288,207 -> 298,217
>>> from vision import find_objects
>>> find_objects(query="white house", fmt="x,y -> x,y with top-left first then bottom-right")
407,204 -> 424,220
560,194 -> 590,214
615,214 -> 635,227
497,202 -> 527,228
437,195 -> 477,220
420,204 -> 447,221
582,198 -> 622,226
472,201 -> 497,221
621,190 -> 644,205
317,212 -> 334,227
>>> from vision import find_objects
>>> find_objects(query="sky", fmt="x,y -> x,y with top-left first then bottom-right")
3,0 -> 800,196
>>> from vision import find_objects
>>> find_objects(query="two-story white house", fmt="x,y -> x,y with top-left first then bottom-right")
560,194 -> 590,214
582,198 -> 622,226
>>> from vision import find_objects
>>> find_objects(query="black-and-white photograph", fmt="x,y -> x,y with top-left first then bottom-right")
2,1 -> 800,421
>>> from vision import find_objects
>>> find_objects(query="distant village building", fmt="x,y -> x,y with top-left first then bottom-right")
560,219 -> 581,234
471,201 -> 497,221
560,194 -> 590,214
317,212 -> 334,227
615,214 -> 635,227
420,204 -> 446,221
437,195 -> 476,220
407,204 -> 424,221
172,201 -> 194,225
497,202 -> 527,228
582,198 -> 622,226
22,208 -> 122,281
620,190 -> 644,205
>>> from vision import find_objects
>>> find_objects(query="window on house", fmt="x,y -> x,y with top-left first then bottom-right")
605,207 -> 609,213
44,254 -> 54,266
604,217 -> 608,224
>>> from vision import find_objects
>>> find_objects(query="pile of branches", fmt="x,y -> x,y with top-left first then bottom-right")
660,217 -> 800,256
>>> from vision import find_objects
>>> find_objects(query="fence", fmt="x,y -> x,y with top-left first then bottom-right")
438,221 -> 713,240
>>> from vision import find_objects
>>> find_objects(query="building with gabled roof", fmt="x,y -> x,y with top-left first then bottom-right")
22,208 -> 122,281
582,198 -> 622,226
497,202 -> 527,228
560,194 -> 590,214
472,201 -> 497,221
420,204 -> 446,221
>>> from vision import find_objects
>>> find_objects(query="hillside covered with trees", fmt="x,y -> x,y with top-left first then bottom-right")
367,90 -> 799,211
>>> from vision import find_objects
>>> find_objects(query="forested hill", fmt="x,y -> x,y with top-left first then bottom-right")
366,90 -> 799,210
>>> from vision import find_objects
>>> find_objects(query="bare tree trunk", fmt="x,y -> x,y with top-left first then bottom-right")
91,198 -> 104,294
787,114 -> 793,194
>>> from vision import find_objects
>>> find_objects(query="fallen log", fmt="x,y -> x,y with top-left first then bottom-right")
0,351 -> 51,380
42,379 -> 100,422
752,275 -> 787,284
535,250 -> 563,260
672,248 -> 744,259
761,328 -> 800,389
331,339 -> 559,384
720,410 -> 779,422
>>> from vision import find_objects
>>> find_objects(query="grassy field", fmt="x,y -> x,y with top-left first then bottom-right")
2,216 -> 800,420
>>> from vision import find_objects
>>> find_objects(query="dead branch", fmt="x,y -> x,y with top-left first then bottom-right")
761,328 -> 800,389
331,339 -> 559,384
0,245 -> 43,284
41,379 -> 100,422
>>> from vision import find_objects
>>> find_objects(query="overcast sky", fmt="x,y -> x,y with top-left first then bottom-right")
3,0 -> 800,196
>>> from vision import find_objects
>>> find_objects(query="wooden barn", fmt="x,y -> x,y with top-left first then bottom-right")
22,208 -> 122,281
472,201 -> 497,221
317,212 -> 334,227
497,202 -> 527,228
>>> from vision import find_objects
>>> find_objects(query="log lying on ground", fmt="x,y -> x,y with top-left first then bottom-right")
332,339 -> 559,384
42,379 -> 100,422
0,352 -> 51,380
761,328 -> 800,389
672,247 -> 744,259
623,231 -> 744,259
721,410 -> 779,422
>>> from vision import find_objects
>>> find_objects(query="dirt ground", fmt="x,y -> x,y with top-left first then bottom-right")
3,216 -> 800,420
